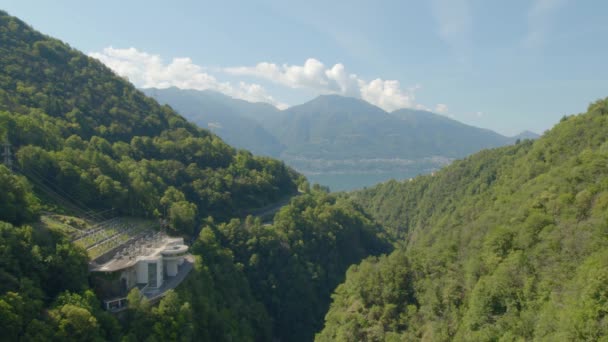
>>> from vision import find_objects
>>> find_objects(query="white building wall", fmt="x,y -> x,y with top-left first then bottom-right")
136,260 -> 148,284
165,259 -> 178,277
156,259 -> 164,287
135,256 -> 164,287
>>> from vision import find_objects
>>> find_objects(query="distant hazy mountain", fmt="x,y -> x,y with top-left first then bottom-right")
390,107 -> 513,156
142,87 -> 284,156
273,95 -> 511,160
149,89 -> 524,190
511,130 -> 541,141
269,95 -> 398,159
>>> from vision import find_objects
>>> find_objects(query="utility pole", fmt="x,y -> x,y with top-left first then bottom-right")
2,141 -> 12,171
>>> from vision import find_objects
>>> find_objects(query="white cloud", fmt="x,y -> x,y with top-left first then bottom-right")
224,59 -> 419,111
325,63 -> 360,96
415,104 -> 431,111
476,111 -> 484,117
435,103 -> 449,114
88,47 -> 287,108
90,47 -> 431,112
224,58 -> 330,91
359,79 -> 415,111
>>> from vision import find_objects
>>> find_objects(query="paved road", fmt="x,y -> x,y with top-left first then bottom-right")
245,191 -> 304,223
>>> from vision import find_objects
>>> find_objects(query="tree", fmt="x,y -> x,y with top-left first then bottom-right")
0,165 -> 39,225
49,304 -> 102,342
169,201 -> 197,235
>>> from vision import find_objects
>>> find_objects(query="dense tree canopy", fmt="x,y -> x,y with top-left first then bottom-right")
205,190 -> 392,341
0,10 -> 300,232
0,165 -> 38,225
0,12 -> 392,339
3,8 -> 608,342
0,10 -> 378,342
320,97 -> 608,341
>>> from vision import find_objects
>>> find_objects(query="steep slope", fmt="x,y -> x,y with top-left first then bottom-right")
0,10 -> 299,227
318,98 -> 608,340
276,95 -> 514,190
275,95 -> 511,160
0,11 -> 392,341
144,90 -> 519,191
143,87 -> 285,156
390,108 -> 512,156
198,190 -> 392,342
272,95 -> 395,159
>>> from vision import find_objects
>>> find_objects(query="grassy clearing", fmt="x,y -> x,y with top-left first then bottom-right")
39,214 -> 92,239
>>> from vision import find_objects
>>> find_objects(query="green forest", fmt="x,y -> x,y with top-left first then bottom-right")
0,11 -> 390,341
320,99 -> 608,340
0,10 -> 300,229
1,8 -> 608,342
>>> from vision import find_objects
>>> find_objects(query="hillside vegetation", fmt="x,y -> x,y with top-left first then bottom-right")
190,190 -> 391,341
318,98 -> 608,341
3,8 -> 606,342
0,11 -> 392,341
0,10 -> 299,232
147,88 -> 524,191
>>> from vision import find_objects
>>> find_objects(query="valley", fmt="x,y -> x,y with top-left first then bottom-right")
290,156 -> 451,191
1,4 -> 607,342
148,88 -> 534,191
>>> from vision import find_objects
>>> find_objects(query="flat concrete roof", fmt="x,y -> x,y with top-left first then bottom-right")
90,236 -> 187,272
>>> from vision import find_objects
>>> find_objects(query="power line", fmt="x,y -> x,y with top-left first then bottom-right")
18,167 -> 94,220
14,164 -> 110,222
24,166 -> 101,215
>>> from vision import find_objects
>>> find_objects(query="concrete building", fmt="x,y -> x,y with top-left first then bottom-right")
89,232 -> 193,312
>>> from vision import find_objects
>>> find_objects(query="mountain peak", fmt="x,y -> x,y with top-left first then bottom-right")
512,130 -> 540,140
293,94 -> 387,115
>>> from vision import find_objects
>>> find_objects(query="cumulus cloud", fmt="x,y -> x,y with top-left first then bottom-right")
225,58 -> 326,89
324,63 -> 360,96
359,79 -> 416,111
90,47 -> 431,112
88,47 -> 287,108
435,103 -> 449,114
224,58 -> 419,111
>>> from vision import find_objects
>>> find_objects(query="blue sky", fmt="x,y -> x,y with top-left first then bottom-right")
3,0 -> 607,135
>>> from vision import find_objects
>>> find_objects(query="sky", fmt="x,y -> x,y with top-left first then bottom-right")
2,0 -> 607,136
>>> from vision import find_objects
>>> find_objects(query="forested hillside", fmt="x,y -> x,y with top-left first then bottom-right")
0,10 -> 300,230
318,98 -> 608,341
147,88 -> 524,191
0,11 -> 392,341
5,7 -> 606,342
190,190 -> 391,341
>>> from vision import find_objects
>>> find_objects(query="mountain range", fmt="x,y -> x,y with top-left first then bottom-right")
0,11 -> 378,341
2,9 -> 607,342
146,87 -> 538,190
142,87 -> 284,157
319,97 -> 608,341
